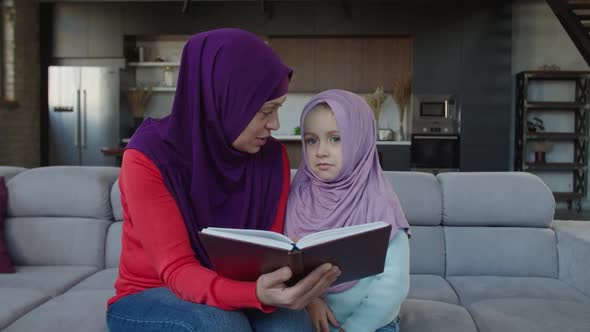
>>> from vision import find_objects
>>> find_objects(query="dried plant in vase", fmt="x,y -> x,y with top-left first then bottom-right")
364,86 -> 386,126
126,85 -> 153,131
393,76 -> 412,141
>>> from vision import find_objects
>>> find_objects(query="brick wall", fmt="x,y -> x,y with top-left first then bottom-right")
0,0 -> 39,167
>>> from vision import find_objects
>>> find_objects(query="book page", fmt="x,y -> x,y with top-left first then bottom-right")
296,221 -> 389,249
201,228 -> 294,251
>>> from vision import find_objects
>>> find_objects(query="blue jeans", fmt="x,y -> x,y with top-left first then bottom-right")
106,287 -> 314,332
375,316 -> 400,332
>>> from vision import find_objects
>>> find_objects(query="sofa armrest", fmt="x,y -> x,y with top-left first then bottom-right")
552,220 -> 590,297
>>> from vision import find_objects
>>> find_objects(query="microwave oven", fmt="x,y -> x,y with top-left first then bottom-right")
412,94 -> 460,134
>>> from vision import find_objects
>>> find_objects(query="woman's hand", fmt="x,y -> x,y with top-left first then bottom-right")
256,263 -> 341,310
306,297 -> 340,332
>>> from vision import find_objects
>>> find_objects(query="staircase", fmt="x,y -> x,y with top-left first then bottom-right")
547,0 -> 590,66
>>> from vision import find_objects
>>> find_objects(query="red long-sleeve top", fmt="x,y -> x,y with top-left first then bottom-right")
107,147 -> 290,311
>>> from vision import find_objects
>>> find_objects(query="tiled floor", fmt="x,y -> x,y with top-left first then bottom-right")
555,209 -> 590,221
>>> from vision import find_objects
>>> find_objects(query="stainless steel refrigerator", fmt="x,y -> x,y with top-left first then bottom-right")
48,66 -> 120,166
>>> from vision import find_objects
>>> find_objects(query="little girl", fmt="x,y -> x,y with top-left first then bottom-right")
285,89 -> 410,332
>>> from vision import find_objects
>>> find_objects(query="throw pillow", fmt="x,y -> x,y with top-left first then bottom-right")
0,176 -> 15,273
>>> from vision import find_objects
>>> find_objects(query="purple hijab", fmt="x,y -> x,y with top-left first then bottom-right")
127,29 -> 292,268
285,90 -> 410,292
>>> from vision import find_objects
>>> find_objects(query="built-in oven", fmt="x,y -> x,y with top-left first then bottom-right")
410,94 -> 461,173
410,134 -> 460,173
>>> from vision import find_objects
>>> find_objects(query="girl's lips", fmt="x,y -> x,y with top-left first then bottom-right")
317,164 -> 332,170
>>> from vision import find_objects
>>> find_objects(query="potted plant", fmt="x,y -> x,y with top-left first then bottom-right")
527,117 -> 552,164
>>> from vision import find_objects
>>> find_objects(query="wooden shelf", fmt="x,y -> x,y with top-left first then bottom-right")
525,162 -> 587,171
526,132 -> 587,140
520,71 -> 590,80
554,192 -> 584,200
128,86 -> 175,92
525,101 -> 586,110
128,62 -> 180,67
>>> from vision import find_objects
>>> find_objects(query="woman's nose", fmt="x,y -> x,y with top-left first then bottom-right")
266,112 -> 280,131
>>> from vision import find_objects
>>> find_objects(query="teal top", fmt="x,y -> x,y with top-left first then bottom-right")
324,230 -> 410,332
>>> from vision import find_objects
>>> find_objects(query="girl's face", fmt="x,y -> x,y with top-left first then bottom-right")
232,94 -> 287,154
303,105 -> 343,181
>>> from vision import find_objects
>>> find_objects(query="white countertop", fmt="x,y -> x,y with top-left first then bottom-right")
272,135 -> 411,145
122,136 -> 410,146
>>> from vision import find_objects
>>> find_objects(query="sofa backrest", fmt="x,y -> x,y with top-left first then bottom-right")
4,166 -> 119,268
0,166 -> 27,182
438,172 -> 558,278
383,171 -> 445,276
105,168 -> 558,278
106,179 -> 123,268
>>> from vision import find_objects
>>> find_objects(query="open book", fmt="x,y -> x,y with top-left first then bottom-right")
199,221 -> 392,285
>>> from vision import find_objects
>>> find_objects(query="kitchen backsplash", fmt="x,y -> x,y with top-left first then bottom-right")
140,92 -> 409,137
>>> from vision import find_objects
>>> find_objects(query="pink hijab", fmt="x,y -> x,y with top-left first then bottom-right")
285,90 -> 410,292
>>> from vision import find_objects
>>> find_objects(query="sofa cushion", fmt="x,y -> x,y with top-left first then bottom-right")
0,288 -> 50,330
383,172 -> 442,226
70,268 -> 117,291
5,217 -> 111,268
553,220 -> 590,297
105,222 -> 122,268
445,227 -> 557,277
437,172 -> 554,227
399,299 -> 478,332
110,179 -> 123,222
408,275 -> 459,304
3,289 -> 113,332
6,166 -> 120,220
0,167 -> 27,182
1,177 -> 15,273
468,298 -> 590,332
0,265 -> 97,296
447,276 -> 590,306
408,226 -> 445,275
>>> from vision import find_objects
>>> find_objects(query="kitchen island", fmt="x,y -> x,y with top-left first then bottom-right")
273,135 -> 410,171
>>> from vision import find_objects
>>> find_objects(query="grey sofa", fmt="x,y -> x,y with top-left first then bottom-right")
0,166 -> 589,332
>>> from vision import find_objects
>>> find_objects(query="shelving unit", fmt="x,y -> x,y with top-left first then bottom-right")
128,62 -> 180,67
515,71 -> 590,211
123,35 -> 187,93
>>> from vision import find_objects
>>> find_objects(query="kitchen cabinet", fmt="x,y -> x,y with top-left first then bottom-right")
269,37 -> 412,93
377,144 -> 411,171
270,38 -> 316,92
314,38 -> 363,92
359,38 -> 412,93
277,137 -> 410,171
53,3 -> 123,58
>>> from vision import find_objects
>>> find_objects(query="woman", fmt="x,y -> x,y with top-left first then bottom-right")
106,28 -> 340,332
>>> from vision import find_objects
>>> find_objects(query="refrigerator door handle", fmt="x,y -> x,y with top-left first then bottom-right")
82,89 -> 87,147
75,89 -> 80,147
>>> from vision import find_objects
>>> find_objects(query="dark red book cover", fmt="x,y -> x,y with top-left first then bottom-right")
199,224 -> 391,285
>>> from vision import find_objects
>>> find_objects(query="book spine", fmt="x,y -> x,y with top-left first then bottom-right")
286,249 -> 304,286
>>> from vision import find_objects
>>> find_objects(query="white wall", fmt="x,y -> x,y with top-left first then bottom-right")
276,93 -> 407,137
512,0 -> 590,208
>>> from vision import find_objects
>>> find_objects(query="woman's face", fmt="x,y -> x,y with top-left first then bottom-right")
232,94 -> 287,154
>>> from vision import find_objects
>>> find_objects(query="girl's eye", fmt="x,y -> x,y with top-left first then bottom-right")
305,137 -> 317,145
330,136 -> 341,144
262,110 -> 273,116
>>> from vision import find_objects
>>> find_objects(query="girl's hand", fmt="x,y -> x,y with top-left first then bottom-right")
306,297 -> 340,332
